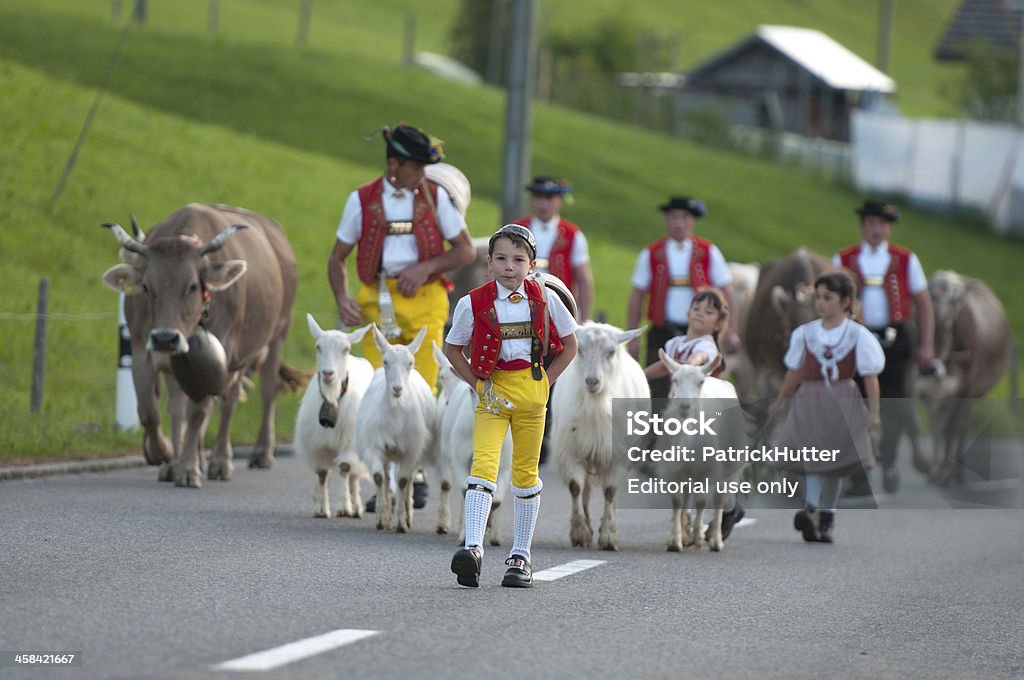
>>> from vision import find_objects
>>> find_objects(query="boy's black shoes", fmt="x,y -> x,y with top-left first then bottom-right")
451,546 -> 482,588
501,555 -> 533,588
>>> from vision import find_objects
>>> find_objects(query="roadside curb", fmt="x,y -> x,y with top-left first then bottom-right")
0,455 -> 146,481
0,445 -> 293,482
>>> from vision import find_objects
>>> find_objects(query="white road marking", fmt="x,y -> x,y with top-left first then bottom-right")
213,629 -> 380,672
533,559 -> 607,581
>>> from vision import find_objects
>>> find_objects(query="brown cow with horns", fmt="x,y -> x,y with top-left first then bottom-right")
101,203 -> 303,487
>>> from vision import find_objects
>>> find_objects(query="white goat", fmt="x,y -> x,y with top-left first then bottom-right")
431,342 -> 512,545
355,325 -> 439,533
658,350 -> 748,552
550,322 -> 649,551
294,315 -> 374,519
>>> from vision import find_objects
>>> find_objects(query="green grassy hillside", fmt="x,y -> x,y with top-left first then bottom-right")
0,1 -> 1017,462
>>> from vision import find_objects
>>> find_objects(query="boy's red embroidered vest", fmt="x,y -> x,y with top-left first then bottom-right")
468,279 -> 565,379
838,243 -> 913,324
796,350 -> 857,384
511,216 -> 579,289
355,177 -> 447,286
647,235 -> 713,326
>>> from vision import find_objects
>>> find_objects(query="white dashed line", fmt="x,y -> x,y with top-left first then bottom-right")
213,629 -> 380,672
532,559 -> 607,581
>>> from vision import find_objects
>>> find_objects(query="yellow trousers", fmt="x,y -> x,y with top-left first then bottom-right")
358,278 -> 448,393
470,368 -> 549,490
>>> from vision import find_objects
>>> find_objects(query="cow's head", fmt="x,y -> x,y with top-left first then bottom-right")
101,222 -> 248,353
574,322 -> 647,395
929,270 -> 967,330
770,282 -> 816,343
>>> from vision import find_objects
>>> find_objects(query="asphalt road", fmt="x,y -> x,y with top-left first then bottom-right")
1,443 -> 1022,680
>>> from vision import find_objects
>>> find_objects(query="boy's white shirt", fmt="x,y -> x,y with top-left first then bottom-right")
446,280 -> 578,363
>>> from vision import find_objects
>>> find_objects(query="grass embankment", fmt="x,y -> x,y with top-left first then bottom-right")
0,1 -> 1016,462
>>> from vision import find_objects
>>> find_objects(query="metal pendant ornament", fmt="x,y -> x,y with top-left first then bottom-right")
482,378 -> 515,415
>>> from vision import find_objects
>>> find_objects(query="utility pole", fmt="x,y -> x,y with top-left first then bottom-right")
1017,7 -> 1024,126
877,0 -> 893,73
500,0 -> 537,224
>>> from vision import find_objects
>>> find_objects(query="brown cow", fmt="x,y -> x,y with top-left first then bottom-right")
720,261 -> 760,399
102,203 -> 301,487
743,248 -> 833,402
914,270 -> 1013,484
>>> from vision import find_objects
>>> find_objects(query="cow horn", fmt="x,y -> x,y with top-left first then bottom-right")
130,214 -> 145,240
102,222 -> 148,254
199,223 -> 248,255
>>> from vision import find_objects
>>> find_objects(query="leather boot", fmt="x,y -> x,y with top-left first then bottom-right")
793,505 -> 820,542
818,511 -> 835,543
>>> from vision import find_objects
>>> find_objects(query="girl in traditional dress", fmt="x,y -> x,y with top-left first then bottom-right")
643,288 -> 728,380
768,270 -> 884,542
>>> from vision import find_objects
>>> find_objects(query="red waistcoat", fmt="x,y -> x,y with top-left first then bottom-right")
468,279 -> 565,379
355,177 -> 447,286
647,235 -> 714,326
511,216 -> 580,290
838,243 -> 914,324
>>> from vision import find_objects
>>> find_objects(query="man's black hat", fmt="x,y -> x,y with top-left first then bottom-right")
658,196 -> 707,217
855,200 -> 900,222
525,175 -> 573,195
384,123 -> 444,164
490,224 -> 537,260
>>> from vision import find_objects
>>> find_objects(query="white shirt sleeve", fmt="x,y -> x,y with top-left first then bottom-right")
783,324 -> 808,370
695,336 -> 720,365
708,245 -> 734,287
630,249 -> 652,290
444,295 -> 474,346
570,230 -> 591,268
434,185 -> 468,241
907,253 -> 928,295
831,253 -> 841,267
335,191 -> 363,245
855,324 -> 886,376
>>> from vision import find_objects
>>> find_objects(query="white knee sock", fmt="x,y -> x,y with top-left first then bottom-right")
819,477 -> 842,512
464,488 -> 493,552
510,493 -> 541,563
804,474 -> 823,509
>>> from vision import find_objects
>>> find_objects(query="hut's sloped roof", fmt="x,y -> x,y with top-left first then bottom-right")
935,0 -> 1022,61
688,25 -> 895,94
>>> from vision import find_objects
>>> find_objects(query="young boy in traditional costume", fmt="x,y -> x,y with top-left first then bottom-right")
444,224 -> 578,587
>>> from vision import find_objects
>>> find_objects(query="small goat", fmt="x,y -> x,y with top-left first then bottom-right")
355,325 -> 439,533
550,322 -> 649,550
658,350 -> 748,552
294,315 -> 373,519
431,342 -> 512,545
